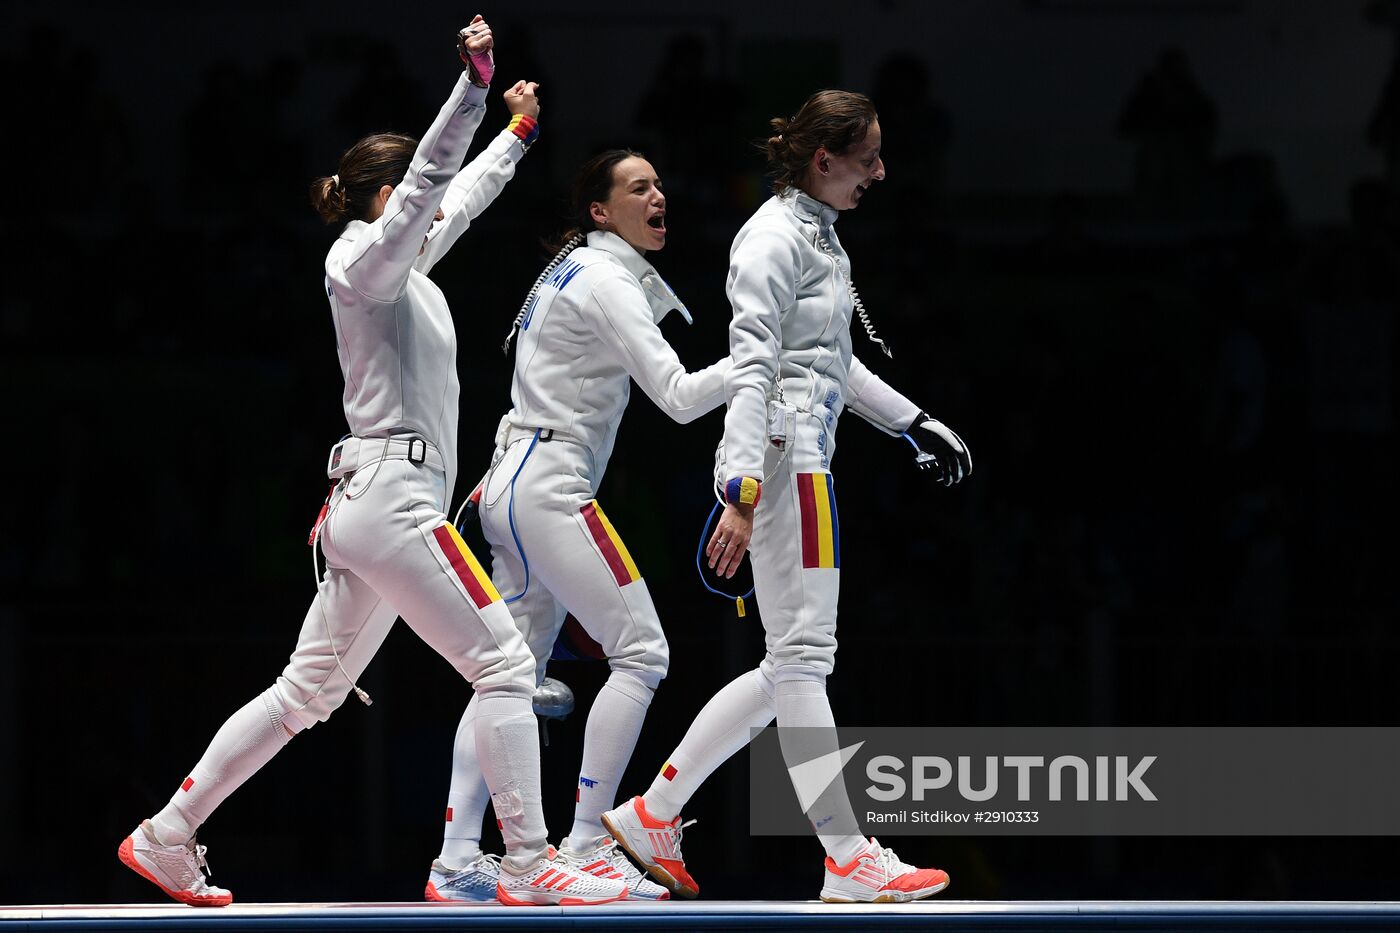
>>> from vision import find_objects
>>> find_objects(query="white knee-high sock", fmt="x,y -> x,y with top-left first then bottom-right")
566,670 -> 653,850
439,694 -> 492,867
774,677 -> 867,866
474,692 -> 548,870
642,667 -> 776,822
150,691 -> 291,846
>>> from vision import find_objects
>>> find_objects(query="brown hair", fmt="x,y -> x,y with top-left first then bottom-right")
547,148 -> 645,250
764,90 -> 877,194
309,133 -> 417,225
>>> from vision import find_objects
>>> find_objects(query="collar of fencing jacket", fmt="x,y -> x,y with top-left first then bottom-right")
586,229 -> 654,279
781,187 -> 840,231
339,218 -> 368,243
585,229 -> 691,325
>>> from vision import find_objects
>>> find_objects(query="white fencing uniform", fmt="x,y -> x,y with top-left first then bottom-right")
723,188 -> 918,677
300,80 -> 543,717
439,230 -> 728,860
489,230 -> 727,683
641,188 -> 921,866
150,72 -> 551,858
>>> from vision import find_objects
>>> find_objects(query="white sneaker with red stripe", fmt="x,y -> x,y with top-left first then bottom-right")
559,835 -> 670,901
495,846 -> 629,906
600,796 -> 699,899
819,837 -> 950,903
117,820 -> 232,907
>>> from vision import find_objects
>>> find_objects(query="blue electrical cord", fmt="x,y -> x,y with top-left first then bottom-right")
901,431 -> 920,453
501,429 -> 542,604
695,499 -> 755,605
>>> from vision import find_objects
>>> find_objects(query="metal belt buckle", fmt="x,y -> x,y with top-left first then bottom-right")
407,437 -> 427,464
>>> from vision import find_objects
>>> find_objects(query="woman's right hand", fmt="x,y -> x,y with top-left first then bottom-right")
458,15 -> 495,85
707,502 -> 754,579
503,80 -> 541,119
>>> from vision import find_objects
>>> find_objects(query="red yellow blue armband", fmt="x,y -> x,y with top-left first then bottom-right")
507,114 -> 539,147
724,476 -> 762,507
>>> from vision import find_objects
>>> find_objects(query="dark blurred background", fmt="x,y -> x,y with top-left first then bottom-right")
2,0 -> 1398,905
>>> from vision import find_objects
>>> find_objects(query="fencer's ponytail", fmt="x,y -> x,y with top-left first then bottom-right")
761,90 -> 877,194
765,116 -> 793,176
310,176 -> 349,225
309,132 -> 417,225
503,148 -> 645,353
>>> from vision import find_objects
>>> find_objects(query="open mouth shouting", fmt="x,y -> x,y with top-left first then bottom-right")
646,211 -> 667,237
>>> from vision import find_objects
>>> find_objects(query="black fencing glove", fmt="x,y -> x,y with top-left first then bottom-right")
907,411 -> 972,486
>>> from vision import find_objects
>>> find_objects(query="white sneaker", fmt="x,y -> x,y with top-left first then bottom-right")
819,837 -> 950,903
559,835 -> 671,901
117,820 -> 232,907
495,846 -> 629,906
425,853 -> 501,902
600,796 -> 698,898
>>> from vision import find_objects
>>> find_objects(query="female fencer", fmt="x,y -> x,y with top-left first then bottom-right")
603,90 -> 972,903
118,19 -> 628,908
425,149 -> 728,902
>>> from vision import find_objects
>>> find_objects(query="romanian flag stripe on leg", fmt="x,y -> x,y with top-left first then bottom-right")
432,523 -> 502,609
582,501 -> 641,587
798,475 -> 819,567
797,473 -> 839,569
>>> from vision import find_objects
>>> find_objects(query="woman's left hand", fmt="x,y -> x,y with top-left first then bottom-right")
503,80 -> 541,119
707,503 -> 754,579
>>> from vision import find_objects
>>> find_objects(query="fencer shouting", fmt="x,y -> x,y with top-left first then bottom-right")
426,150 -> 727,902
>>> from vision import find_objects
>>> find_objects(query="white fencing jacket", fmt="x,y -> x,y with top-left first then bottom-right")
721,189 -> 919,486
324,72 -> 528,493
501,230 -> 728,478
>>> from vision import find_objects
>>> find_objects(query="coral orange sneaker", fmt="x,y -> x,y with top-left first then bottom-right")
819,837 -> 949,903
600,796 -> 699,899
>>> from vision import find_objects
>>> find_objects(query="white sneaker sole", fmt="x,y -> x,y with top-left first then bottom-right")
820,877 -> 949,903
495,881 -> 629,906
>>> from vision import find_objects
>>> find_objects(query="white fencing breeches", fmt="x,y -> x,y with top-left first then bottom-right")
478,436 -> 668,689
641,409 -> 867,865
152,456 -> 544,851
436,434 -> 669,862
751,410 -> 841,679
280,457 -> 536,726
